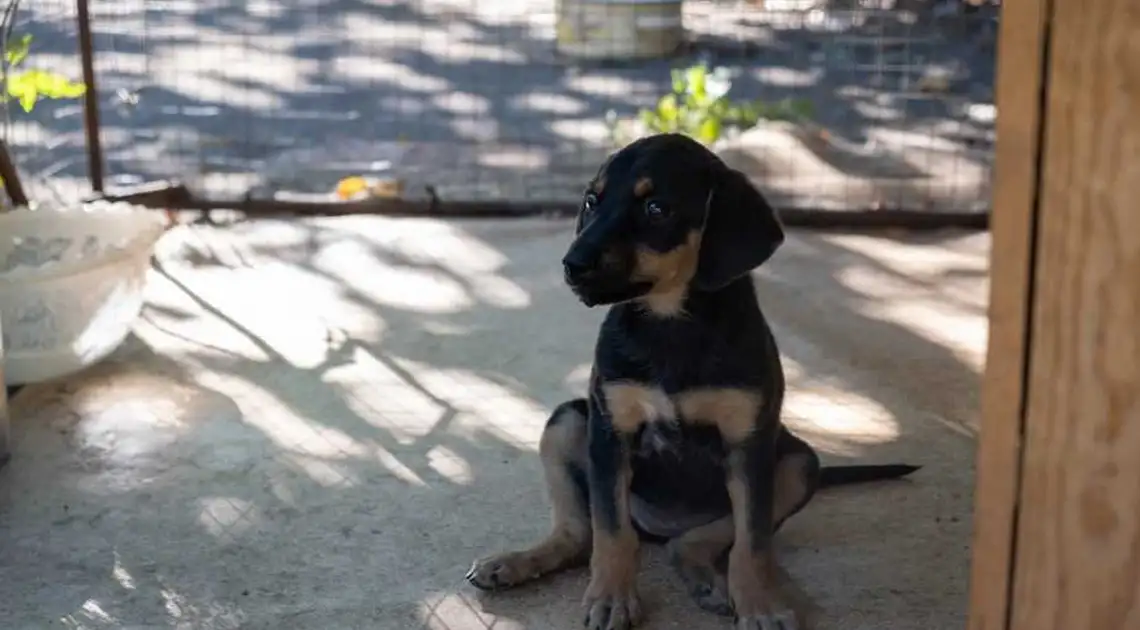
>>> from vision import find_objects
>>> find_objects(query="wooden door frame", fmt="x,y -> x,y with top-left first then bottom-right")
968,0 -> 1053,628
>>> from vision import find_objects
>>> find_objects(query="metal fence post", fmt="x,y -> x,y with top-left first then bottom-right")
76,0 -> 104,194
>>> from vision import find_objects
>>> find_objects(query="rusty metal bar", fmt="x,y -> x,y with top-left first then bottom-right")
92,181 -> 989,231
76,0 -> 105,193
0,137 -> 28,207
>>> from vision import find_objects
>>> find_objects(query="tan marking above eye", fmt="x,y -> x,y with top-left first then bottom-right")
634,177 -> 653,197
592,176 -> 606,194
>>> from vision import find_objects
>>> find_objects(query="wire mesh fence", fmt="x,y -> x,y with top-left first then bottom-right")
7,0 -> 998,215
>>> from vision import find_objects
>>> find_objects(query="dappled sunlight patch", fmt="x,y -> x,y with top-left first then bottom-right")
149,67 -> 285,111
427,445 -> 475,485
200,265 -> 360,367
388,356 -> 550,450
779,424 -> 865,459
467,275 -> 531,309
827,233 -> 987,280
145,252 -> 388,366
321,218 -> 533,311
785,388 -> 900,446
511,90 -> 589,115
421,37 -> 531,64
192,371 -> 368,459
332,56 -> 450,92
565,74 -> 654,100
835,263 -> 986,371
156,584 -> 246,629
549,118 -> 611,144
282,452 -> 366,489
375,444 -> 430,487
419,589 -> 521,630
64,399 -> 192,494
563,362 -> 592,395
112,551 -> 136,591
323,346 -> 452,444
430,91 -> 492,116
475,145 -> 551,171
314,239 -> 474,314
753,65 -> 821,88
781,356 -> 809,383
825,234 -> 988,371
421,320 -> 474,337
859,298 -> 986,370
196,496 -> 263,541
59,599 -> 116,628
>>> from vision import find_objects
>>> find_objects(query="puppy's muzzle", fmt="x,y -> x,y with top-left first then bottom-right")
562,259 -> 605,306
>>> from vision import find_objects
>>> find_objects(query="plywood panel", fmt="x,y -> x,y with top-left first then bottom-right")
966,0 -> 1051,627
1010,0 -> 1140,627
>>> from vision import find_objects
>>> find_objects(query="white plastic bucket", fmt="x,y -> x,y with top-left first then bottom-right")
0,203 -> 166,385
555,0 -> 685,60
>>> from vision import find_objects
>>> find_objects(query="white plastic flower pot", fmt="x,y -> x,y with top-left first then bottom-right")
0,201 -> 166,385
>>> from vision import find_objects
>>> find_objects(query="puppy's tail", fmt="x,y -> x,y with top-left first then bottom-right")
819,464 -> 921,488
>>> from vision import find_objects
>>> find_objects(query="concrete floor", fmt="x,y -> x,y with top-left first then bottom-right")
0,217 -> 987,629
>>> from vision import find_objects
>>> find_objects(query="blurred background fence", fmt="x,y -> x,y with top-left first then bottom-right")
5,0 -> 999,215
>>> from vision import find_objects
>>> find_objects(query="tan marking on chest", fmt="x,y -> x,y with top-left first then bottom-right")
676,388 -> 763,444
602,383 -> 675,433
602,384 -> 762,443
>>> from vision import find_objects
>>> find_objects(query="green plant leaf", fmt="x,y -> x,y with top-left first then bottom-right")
617,63 -> 808,145
7,72 -> 39,112
697,116 -> 722,145
787,98 -> 815,119
638,108 -> 657,129
5,34 -> 32,67
656,93 -> 679,123
670,68 -> 687,95
32,70 -> 87,99
5,69 -> 86,112
685,64 -> 708,102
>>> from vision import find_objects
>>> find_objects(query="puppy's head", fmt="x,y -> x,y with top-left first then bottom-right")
561,133 -> 784,315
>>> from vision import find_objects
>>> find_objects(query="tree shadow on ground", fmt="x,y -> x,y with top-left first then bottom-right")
0,216 -> 983,629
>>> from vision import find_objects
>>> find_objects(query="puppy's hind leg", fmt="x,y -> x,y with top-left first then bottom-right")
467,399 -> 592,590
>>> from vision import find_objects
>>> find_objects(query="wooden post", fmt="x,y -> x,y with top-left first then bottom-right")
968,0 -> 1140,628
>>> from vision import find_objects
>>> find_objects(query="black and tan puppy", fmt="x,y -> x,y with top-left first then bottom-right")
466,133 -> 918,629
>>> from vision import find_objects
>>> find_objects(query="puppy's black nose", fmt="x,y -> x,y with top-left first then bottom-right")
562,259 -> 595,283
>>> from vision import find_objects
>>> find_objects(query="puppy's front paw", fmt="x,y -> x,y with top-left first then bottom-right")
582,583 -> 642,630
735,609 -> 799,630
466,552 -> 535,591
728,553 -> 799,630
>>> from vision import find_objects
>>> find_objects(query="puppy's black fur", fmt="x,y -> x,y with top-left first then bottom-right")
467,134 -> 919,630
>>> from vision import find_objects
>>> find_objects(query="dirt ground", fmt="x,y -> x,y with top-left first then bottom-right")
0,217 -> 986,629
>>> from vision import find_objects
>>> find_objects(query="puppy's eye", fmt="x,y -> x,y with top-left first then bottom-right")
582,192 -> 599,214
644,198 -> 669,220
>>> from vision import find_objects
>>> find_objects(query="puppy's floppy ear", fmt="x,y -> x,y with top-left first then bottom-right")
693,166 -> 785,291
